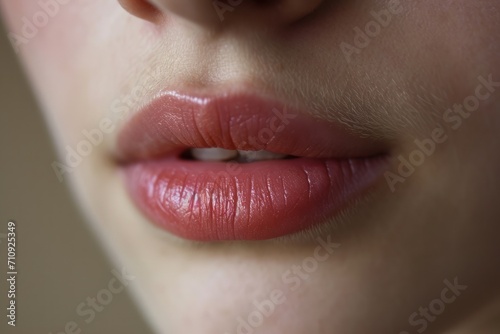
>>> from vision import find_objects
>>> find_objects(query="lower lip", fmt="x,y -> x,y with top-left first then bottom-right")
122,155 -> 388,241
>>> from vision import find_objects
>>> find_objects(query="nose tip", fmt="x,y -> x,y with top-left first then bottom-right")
118,0 -> 324,28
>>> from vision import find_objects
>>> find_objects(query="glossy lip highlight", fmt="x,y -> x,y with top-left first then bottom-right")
116,90 -> 389,241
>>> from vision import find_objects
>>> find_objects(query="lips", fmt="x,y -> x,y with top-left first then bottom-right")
116,90 -> 388,241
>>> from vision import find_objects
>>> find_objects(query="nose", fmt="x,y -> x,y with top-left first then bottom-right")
118,0 -> 324,28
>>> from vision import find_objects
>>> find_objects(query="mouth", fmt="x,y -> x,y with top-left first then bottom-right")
116,90 -> 389,241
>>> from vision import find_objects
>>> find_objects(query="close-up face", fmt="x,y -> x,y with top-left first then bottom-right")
1,0 -> 500,333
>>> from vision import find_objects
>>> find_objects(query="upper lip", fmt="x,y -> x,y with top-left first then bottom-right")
115,90 -> 386,162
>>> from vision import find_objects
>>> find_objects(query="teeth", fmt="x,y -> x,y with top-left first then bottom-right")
237,150 -> 288,162
189,148 -> 288,162
190,148 -> 239,161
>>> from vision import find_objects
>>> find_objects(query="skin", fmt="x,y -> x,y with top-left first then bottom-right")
2,0 -> 500,333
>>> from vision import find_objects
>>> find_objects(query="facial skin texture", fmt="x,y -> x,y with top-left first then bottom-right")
2,0 -> 500,333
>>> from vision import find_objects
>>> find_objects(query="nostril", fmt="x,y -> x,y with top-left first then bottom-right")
278,0 -> 324,23
118,0 -> 325,28
117,0 -> 159,22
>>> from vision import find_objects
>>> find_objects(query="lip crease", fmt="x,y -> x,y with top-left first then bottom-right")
116,90 -> 389,241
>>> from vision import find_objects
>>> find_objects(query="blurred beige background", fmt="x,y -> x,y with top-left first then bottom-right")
0,20 -> 151,334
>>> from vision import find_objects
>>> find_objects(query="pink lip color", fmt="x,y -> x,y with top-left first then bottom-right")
117,91 -> 388,241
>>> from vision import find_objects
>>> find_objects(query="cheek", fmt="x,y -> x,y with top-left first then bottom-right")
2,0 -> 82,54
1,1 -> 126,141
381,1 -> 500,135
